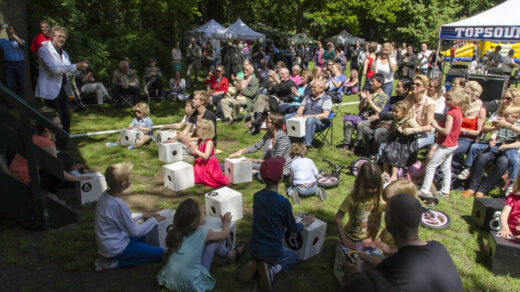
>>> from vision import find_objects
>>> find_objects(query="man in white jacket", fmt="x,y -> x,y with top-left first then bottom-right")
35,26 -> 88,134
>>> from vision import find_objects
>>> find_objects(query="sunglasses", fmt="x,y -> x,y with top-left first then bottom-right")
134,110 -> 141,114
503,97 -> 513,101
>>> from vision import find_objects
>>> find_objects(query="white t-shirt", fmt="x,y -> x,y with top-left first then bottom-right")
375,58 -> 397,83
502,56 -> 516,74
418,50 -> 432,70
290,156 -> 318,186
95,192 -> 158,257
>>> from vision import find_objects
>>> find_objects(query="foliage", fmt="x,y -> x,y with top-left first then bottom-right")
28,0 -> 201,84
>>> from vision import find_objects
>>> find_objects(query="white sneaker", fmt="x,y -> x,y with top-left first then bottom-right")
457,168 -> 471,180
94,257 -> 118,271
258,261 -> 274,292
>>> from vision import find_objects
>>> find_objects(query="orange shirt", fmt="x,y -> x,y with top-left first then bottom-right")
9,135 -> 55,184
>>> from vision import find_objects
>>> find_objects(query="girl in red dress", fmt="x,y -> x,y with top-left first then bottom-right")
498,172 -> 520,239
184,119 -> 229,188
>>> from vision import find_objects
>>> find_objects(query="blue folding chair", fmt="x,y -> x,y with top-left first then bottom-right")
314,112 -> 335,152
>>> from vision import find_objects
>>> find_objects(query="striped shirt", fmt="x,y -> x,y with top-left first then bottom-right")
247,129 -> 292,176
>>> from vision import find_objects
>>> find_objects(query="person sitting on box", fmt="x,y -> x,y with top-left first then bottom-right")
184,119 -> 229,188
229,113 -> 292,179
498,171 -> 520,239
161,100 -> 195,133
362,194 -> 463,292
284,79 -> 332,147
157,198 -> 245,291
237,157 -> 315,292
106,103 -> 154,150
175,90 -> 217,146
286,143 -> 326,204
334,162 -> 385,257
8,108 -> 90,201
94,163 -> 166,271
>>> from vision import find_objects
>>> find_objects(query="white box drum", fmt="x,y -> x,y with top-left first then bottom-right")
76,172 -> 107,205
287,117 -> 307,138
145,208 -> 175,249
158,142 -> 183,163
283,214 -> 327,260
163,161 -> 195,192
333,243 -> 352,284
201,215 -> 236,251
156,130 -> 177,144
120,129 -> 145,146
224,157 -> 252,184
205,187 -> 243,221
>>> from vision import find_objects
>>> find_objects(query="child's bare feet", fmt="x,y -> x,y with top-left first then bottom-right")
237,259 -> 257,282
227,242 -> 246,264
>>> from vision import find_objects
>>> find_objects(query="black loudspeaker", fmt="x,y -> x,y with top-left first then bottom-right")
487,231 -> 520,277
471,197 -> 504,230
467,73 -> 508,102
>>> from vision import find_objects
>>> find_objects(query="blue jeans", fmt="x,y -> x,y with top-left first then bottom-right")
201,241 -> 230,271
251,247 -> 300,272
468,150 -> 510,194
417,133 -> 435,149
464,143 -> 489,167
382,81 -> 393,99
5,61 -> 25,99
287,183 -> 318,198
505,149 -> 520,181
113,237 -> 164,267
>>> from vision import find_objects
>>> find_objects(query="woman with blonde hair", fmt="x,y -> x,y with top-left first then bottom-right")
371,42 -> 397,97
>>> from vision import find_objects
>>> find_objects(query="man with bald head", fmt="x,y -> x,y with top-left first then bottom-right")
367,194 -> 463,292
285,79 -> 332,147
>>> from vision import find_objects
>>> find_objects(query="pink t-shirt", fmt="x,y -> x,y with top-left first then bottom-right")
436,106 -> 462,147
290,75 -> 302,86
9,135 -> 55,184
505,193 -> 520,236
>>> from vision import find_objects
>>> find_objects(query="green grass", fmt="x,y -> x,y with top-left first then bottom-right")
2,86 -> 520,291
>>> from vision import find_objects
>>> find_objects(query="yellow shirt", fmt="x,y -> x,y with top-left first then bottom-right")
339,195 -> 385,242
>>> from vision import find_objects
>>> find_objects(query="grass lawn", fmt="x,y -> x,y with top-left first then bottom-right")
2,82 -> 520,291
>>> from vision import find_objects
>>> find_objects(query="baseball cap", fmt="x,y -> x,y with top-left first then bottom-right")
260,157 -> 285,182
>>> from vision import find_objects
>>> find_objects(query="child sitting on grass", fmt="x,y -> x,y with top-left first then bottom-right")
344,69 -> 359,95
334,162 -> 384,256
380,101 -> 422,181
106,103 -> 154,150
237,157 -> 315,292
420,87 -> 467,198
287,143 -> 326,204
184,119 -> 229,188
161,100 -> 195,134
375,179 -> 418,256
94,163 -> 165,271
498,171 -> 520,239
157,198 -> 245,291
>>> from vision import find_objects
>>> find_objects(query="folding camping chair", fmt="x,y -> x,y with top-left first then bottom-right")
314,111 -> 335,152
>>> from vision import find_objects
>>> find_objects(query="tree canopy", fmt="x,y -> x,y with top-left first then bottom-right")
28,0 -> 504,82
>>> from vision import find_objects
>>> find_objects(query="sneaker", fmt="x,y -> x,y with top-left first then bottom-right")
105,142 -> 119,147
457,168 -> 471,180
289,189 -> 301,204
316,187 -> 327,201
127,145 -> 136,150
505,184 -> 513,196
94,257 -> 118,271
258,261 -> 274,292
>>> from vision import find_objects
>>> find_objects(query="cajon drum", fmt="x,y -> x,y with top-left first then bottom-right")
283,214 -> 327,260
76,172 -> 107,205
145,208 -> 176,249
163,161 -> 194,192
472,197 -> 505,230
287,117 -> 307,138
158,142 -> 183,163
205,187 -> 243,221
224,157 -> 252,184
487,231 -> 520,277
333,243 -> 349,284
120,129 -> 145,146
156,130 -> 177,144
201,215 -> 237,251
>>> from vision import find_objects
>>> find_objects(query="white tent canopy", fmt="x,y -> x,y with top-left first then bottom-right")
440,0 -> 520,41
188,19 -> 227,38
325,30 -> 364,47
216,18 -> 265,41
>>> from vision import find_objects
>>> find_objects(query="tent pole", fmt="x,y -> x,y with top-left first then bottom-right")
434,39 -> 442,79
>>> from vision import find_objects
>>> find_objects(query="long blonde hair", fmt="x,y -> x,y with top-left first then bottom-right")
351,162 -> 383,202
195,119 -> 214,141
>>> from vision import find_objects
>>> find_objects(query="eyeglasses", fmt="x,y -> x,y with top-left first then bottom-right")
134,110 -> 141,114
412,82 -> 423,86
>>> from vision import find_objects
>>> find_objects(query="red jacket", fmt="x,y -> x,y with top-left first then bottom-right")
206,75 -> 228,94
